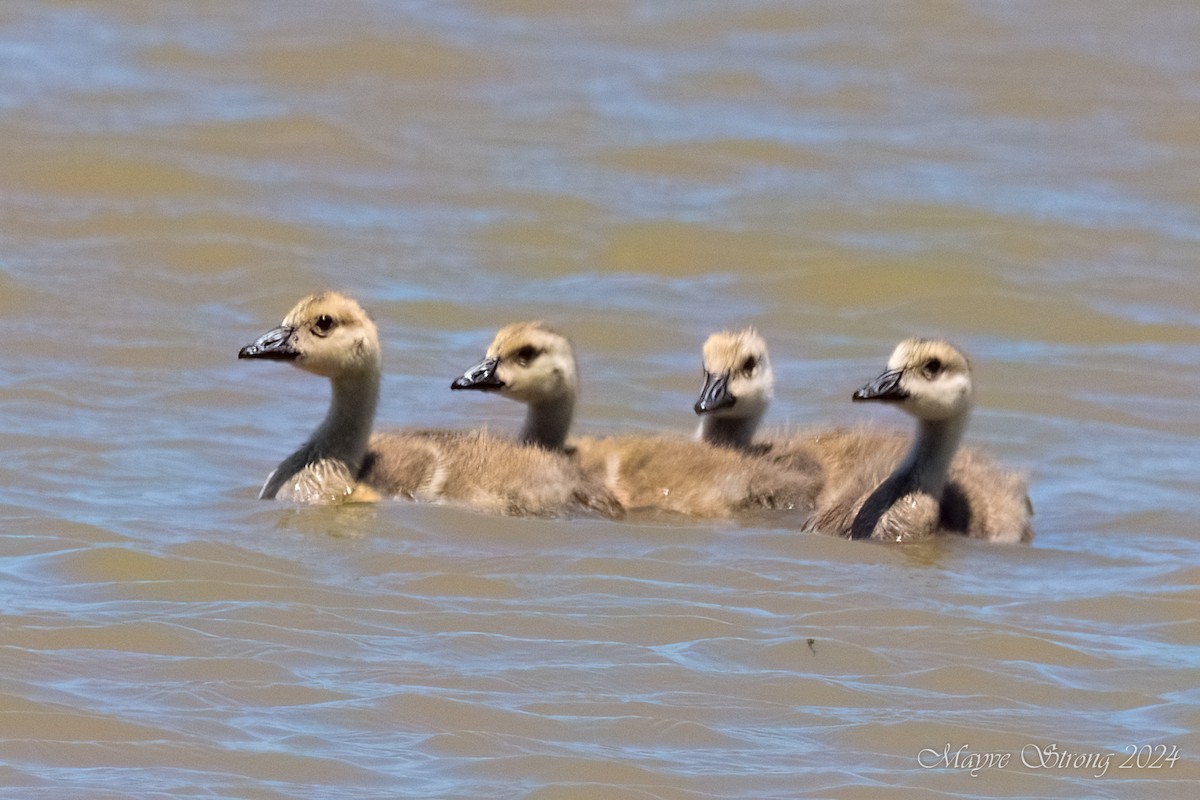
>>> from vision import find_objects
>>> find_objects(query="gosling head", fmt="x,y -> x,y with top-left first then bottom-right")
238,291 -> 381,379
451,321 -> 578,407
853,338 -> 972,422
694,328 -> 774,419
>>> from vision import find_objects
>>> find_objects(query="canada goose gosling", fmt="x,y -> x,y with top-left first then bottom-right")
239,292 -> 380,502
694,328 -> 774,449
847,337 -> 971,540
451,321 -> 577,451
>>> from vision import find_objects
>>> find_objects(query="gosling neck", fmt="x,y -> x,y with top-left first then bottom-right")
520,394 -> 575,451
697,410 -> 762,450
313,368 -> 381,469
894,410 -> 969,499
262,367 -> 380,498
847,409 -> 968,539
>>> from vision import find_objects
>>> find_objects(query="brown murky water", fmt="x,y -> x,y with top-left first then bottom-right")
2,1 -> 1199,797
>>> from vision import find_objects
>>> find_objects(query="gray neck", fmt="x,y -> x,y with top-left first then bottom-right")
847,409 -> 968,539
893,411 -> 969,498
697,409 -> 763,450
520,396 -> 574,451
261,369 -> 380,499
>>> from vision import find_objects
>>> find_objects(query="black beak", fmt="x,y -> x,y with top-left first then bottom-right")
239,325 -> 300,361
852,368 -> 908,402
452,357 -> 505,392
694,371 -> 735,415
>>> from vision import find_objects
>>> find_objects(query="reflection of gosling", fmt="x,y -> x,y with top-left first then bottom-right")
805,338 -> 1033,543
239,293 -> 620,517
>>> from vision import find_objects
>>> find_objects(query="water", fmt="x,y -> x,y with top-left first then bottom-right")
2,1 -> 1198,797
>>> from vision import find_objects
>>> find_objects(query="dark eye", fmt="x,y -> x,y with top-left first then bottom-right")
923,358 -> 943,379
741,356 -> 758,377
313,315 -> 336,336
514,345 -> 539,366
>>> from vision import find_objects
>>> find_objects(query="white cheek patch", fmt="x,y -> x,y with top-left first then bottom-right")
907,373 -> 971,419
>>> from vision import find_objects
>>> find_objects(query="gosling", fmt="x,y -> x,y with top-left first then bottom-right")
694,328 -> 774,450
238,292 -> 621,517
450,321 -> 577,451
804,338 -> 1033,543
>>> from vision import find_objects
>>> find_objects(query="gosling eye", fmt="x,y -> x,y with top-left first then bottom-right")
922,358 -> 943,380
514,345 -> 539,366
312,314 -> 337,336
741,356 -> 758,377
